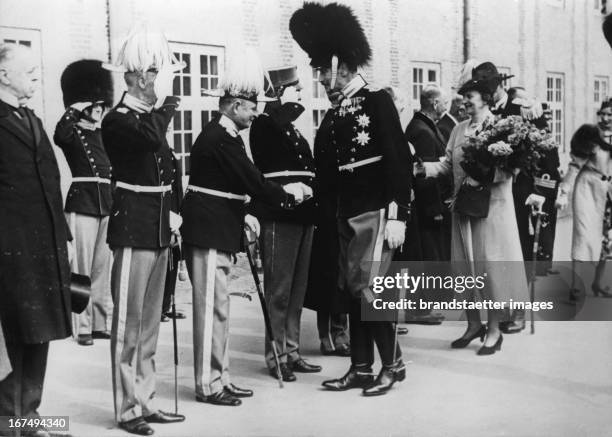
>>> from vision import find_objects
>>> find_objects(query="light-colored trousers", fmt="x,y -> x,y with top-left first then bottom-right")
110,247 -> 168,423
66,212 -> 112,335
184,245 -> 232,396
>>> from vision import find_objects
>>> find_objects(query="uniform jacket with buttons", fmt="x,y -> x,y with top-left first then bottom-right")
54,107 -> 112,216
330,80 -> 413,221
181,115 -> 294,254
101,93 -> 180,249
249,101 -> 316,224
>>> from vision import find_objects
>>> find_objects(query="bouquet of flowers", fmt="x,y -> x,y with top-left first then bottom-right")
460,115 -> 558,183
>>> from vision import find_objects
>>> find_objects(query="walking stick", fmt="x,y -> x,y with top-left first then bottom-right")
171,241 -> 187,414
243,228 -> 284,389
529,209 -> 547,335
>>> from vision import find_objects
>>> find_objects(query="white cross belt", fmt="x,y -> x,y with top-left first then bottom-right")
71,177 -> 111,184
116,181 -> 172,193
338,155 -> 382,172
186,184 -> 247,201
263,170 -> 315,178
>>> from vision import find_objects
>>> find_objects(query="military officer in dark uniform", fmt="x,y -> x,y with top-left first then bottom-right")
249,65 -> 321,381
101,27 -> 185,435
291,2 -> 413,397
54,60 -> 114,346
181,50 -> 310,407
466,62 -> 560,334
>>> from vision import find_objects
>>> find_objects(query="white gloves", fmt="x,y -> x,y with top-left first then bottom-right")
282,182 -> 313,205
555,193 -> 568,210
245,214 -> 261,237
525,193 -> 546,213
384,220 -> 406,250
170,211 -> 183,234
153,65 -> 176,108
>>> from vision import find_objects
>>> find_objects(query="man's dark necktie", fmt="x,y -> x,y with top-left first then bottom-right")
15,106 -> 32,131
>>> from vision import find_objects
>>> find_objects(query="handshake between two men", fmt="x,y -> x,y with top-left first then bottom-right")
245,182 -> 313,238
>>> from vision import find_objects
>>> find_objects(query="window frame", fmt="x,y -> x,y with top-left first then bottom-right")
545,72 -> 565,152
410,62 -> 441,113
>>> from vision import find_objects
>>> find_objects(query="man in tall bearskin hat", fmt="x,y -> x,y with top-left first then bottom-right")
249,65 -> 322,381
290,2 -> 413,396
54,59 -> 114,347
101,24 -> 186,435
181,49 -> 311,406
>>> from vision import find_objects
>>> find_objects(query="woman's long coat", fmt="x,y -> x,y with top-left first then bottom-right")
424,118 -> 528,302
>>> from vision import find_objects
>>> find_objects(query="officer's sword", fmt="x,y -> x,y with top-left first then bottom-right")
529,208 -> 547,335
243,228 -> 284,389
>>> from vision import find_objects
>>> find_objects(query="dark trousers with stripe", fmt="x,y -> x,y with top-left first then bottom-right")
260,221 -> 313,368
110,247 -> 168,423
338,209 -> 401,368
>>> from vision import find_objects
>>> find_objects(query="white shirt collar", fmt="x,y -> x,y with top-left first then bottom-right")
341,74 -> 367,100
122,92 -> 153,114
0,89 -> 21,109
494,93 -> 508,111
219,114 -> 239,137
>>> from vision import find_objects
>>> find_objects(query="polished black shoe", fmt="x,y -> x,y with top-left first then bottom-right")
322,366 -> 375,391
144,410 -> 185,424
290,358 -> 322,373
224,383 -> 253,398
500,320 -> 525,334
92,330 -> 111,339
118,417 -> 154,435
477,334 -> 503,356
77,334 -> 93,346
196,390 -> 241,406
450,324 -> 486,349
592,284 -> 612,298
269,363 -> 296,382
163,310 -> 187,319
160,314 -> 170,322
362,362 -> 406,397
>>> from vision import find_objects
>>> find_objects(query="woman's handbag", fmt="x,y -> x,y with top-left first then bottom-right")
454,181 -> 491,218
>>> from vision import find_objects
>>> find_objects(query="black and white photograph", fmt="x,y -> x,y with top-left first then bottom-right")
1,0 -> 611,436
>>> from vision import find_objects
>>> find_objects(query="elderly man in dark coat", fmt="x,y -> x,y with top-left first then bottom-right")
0,43 -> 73,434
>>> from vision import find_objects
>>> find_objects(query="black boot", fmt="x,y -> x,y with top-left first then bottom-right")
322,365 -> 374,391
362,361 -> 406,397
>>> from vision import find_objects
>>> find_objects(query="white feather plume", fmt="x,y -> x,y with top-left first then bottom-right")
110,22 -> 178,73
219,47 -> 268,97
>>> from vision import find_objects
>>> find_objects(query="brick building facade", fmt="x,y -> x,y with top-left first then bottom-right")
1,0 -> 611,183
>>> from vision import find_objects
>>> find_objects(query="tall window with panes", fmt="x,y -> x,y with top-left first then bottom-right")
546,73 -> 565,151
594,76 -> 609,120
311,68 -> 329,141
167,43 -> 224,185
411,62 -> 440,113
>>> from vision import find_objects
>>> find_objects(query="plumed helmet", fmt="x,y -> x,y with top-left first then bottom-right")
290,2 -> 371,70
60,60 -> 113,108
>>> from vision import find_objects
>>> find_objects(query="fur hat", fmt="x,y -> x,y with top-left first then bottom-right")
570,124 -> 608,158
60,60 -> 113,108
290,2 -> 371,70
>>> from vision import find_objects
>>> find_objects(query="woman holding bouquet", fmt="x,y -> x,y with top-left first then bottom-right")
415,78 -> 528,356
556,104 -> 612,299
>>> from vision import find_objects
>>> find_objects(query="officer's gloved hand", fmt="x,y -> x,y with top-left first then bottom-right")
154,65 -> 177,108
384,220 -> 406,250
70,102 -> 93,112
283,183 -> 305,205
245,214 -> 260,237
525,193 -> 546,214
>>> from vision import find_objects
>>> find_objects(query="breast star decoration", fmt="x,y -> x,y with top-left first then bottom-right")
356,114 -> 370,128
354,130 -> 371,146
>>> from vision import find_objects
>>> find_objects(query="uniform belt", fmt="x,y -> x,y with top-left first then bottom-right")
186,184 -> 247,201
116,181 -> 172,193
71,177 -> 111,184
338,155 -> 382,172
263,170 -> 315,178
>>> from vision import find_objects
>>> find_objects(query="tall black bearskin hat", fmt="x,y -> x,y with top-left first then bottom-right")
570,124 -> 608,158
60,60 -> 113,108
289,2 -> 371,70
603,14 -> 612,49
